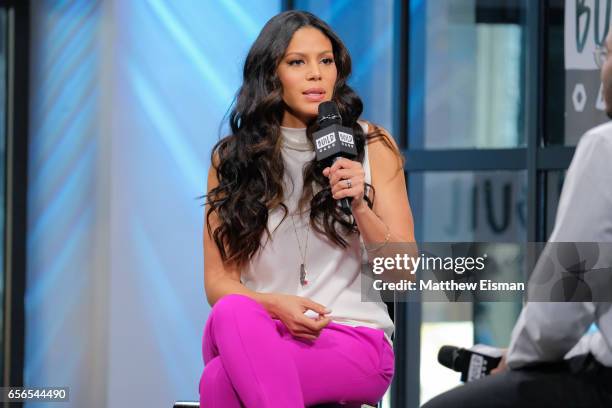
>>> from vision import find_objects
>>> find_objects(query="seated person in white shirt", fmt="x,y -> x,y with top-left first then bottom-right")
421,27 -> 612,408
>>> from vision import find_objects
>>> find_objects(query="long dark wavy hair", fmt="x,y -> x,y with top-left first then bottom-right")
206,10 -> 397,267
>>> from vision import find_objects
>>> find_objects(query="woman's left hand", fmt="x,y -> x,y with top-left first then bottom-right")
322,158 -> 367,212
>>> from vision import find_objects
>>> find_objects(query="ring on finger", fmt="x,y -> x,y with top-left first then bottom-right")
345,179 -> 352,189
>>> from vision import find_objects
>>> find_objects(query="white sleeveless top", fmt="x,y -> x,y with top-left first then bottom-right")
240,121 -> 394,342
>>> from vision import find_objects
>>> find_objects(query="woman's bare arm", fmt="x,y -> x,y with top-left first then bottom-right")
356,128 -> 414,245
203,162 -> 272,308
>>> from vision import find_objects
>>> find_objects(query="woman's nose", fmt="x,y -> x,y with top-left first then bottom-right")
307,65 -> 322,80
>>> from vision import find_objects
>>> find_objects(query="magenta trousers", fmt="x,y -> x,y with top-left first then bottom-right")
199,294 -> 394,407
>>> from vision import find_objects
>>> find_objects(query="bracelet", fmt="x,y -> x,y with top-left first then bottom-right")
365,223 -> 391,253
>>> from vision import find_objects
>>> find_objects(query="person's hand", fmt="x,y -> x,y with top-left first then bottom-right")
322,158 -> 367,212
491,349 -> 508,375
263,293 -> 332,341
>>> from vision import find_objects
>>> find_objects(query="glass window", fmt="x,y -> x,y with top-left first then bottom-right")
410,170 -> 526,403
410,171 -> 527,242
545,170 -> 566,238
420,312 -> 473,404
409,0 -> 527,149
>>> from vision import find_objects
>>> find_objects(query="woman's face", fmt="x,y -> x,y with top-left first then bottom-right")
277,26 -> 337,128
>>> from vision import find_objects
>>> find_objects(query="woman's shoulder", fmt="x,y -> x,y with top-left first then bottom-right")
358,120 -> 399,150
358,119 -> 404,171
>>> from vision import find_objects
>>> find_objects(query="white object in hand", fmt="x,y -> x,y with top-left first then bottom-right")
304,310 -> 319,319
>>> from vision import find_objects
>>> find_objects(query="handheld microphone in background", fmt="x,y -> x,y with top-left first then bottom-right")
437,344 -> 503,382
313,101 -> 358,214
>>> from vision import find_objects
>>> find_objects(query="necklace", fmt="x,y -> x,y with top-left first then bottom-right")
290,214 -> 310,286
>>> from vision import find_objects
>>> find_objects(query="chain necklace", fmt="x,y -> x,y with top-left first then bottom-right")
290,214 -> 310,286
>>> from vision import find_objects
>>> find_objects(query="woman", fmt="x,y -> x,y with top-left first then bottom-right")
201,10 -> 414,407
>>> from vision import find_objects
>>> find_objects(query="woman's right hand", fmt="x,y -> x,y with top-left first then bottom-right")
262,293 -> 332,341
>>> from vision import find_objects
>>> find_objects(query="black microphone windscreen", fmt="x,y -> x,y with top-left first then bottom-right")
438,345 -> 458,369
317,101 -> 341,127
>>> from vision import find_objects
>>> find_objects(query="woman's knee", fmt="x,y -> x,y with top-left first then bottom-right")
352,343 -> 395,404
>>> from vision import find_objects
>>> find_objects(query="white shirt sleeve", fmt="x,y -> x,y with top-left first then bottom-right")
506,126 -> 612,369
506,302 -> 595,368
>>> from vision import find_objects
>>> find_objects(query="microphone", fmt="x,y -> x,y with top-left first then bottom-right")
313,101 -> 358,215
437,344 -> 503,382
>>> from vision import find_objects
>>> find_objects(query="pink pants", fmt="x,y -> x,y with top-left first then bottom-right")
199,294 -> 394,407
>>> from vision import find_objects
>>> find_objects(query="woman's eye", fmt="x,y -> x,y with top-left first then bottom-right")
322,58 -> 334,64
288,60 -> 304,66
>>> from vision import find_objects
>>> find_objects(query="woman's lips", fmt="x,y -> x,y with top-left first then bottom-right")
303,92 -> 325,102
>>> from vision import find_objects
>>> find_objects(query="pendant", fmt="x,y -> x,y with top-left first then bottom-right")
300,263 -> 309,286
